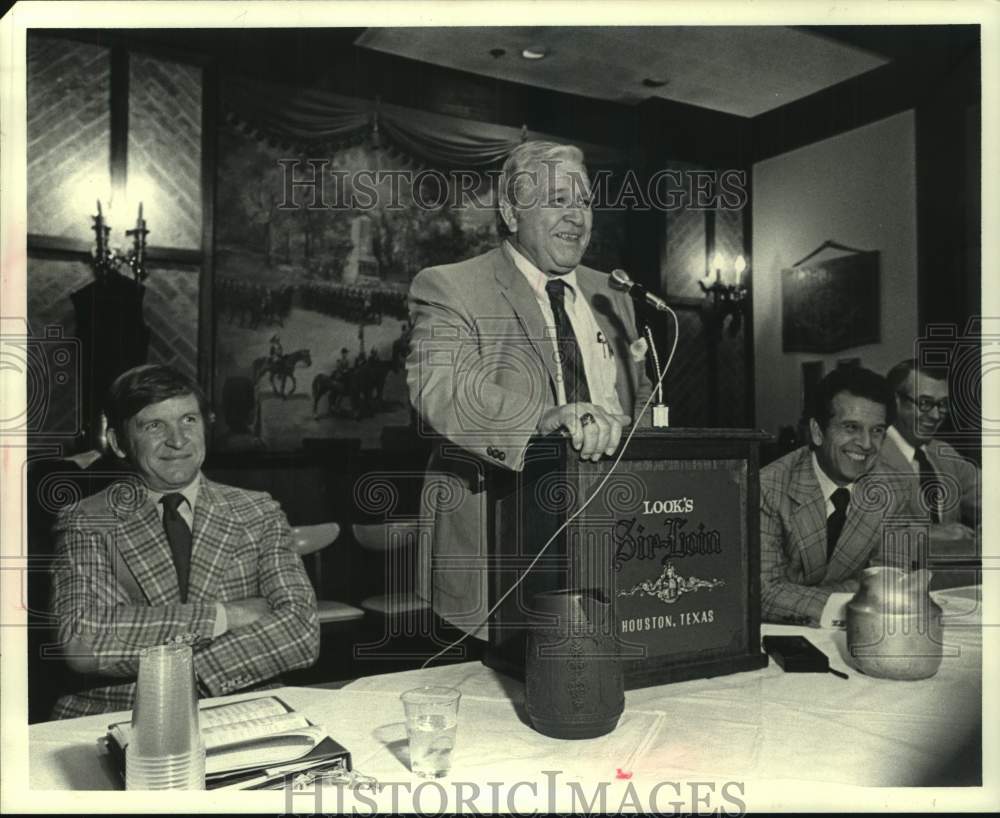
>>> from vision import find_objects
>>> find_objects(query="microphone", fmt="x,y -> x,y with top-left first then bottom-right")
609,269 -> 670,313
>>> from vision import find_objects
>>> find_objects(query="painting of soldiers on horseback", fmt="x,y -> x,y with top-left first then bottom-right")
211,126 -> 496,451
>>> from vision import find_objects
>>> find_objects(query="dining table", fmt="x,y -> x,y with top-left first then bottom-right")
18,585 -> 990,812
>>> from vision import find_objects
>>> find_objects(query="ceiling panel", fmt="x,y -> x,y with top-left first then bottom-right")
356,27 -> 888,117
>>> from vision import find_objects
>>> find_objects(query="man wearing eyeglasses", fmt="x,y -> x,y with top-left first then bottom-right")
880,359 -> 980,553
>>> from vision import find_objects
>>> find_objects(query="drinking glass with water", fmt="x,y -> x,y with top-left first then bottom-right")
400,686 -> 461,779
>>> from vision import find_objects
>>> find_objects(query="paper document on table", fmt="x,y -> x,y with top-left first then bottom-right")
109,695 -> 319,764
203,711 -> 311,750
206,725 -> 327,775
199,696 -> 288,729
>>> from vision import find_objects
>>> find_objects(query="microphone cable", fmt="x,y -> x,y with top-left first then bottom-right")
420,300 -> 680,670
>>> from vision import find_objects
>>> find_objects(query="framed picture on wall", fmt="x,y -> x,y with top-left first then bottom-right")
781,248 -> 880,353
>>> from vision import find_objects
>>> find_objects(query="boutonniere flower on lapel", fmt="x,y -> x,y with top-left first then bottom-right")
629,337 -> 648,362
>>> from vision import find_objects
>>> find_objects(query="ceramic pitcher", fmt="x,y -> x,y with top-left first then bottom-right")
524,588 -> 624,739
846,566 -> 943,680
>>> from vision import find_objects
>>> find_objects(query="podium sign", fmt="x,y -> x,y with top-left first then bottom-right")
485,428 -> 770,689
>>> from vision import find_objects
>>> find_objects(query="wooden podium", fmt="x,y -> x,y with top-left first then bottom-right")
483,427 -> 771,689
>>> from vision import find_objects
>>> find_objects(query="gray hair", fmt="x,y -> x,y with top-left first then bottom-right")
496,140 -> 588,238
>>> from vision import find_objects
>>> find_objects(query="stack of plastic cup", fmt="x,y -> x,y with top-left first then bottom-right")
125,644 -> 206,790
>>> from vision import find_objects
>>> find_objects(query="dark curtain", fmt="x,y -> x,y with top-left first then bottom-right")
222,76 -> 622,168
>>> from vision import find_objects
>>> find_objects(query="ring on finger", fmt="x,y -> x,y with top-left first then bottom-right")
580,412 -> 596,428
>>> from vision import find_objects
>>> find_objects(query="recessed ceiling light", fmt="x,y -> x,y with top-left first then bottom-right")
642,77 -> 669,88
521,47 -> 547,60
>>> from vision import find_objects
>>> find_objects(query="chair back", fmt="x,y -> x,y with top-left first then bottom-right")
290,522 -> 341,557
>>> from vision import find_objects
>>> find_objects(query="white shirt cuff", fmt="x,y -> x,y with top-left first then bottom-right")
819,592 -> 854,629
212,602 -> 228,638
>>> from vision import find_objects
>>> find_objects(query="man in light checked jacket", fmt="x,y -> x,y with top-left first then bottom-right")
49,364 -> 319,718
760,367 -> 916,628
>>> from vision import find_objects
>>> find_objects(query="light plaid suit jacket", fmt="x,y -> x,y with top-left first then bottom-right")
877,432 -> 981,529
49,476 -> 319,719
760,446 -> 913,626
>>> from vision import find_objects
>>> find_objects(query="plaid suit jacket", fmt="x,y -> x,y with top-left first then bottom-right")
877,432 -> 981,529
760,446 -> 912,626
49,476 -> 319,719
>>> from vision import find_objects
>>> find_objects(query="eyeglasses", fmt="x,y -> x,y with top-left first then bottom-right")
898,392 -> 950,414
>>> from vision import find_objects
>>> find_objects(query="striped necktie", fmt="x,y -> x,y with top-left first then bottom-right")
545,278 -> 591,404
913,447 -> 941,523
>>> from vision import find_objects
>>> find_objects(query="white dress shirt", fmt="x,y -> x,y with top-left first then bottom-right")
810,452 -> 855,517
886,425 -> 920,472
147,475 -> 200,529
505,241 -> 624,415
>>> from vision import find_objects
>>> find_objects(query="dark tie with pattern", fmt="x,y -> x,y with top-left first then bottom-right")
545,278 -> 591,405
826,488 -> 851,561
161,493 -> 192,602
913,447 -> 941,523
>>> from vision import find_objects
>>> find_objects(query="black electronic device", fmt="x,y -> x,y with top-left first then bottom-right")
762,635 -> 849,679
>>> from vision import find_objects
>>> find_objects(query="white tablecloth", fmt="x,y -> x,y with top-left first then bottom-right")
23,587 -> 987,811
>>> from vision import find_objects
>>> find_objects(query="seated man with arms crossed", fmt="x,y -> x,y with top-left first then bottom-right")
760,367 -> 912,627
50,364 -> 319,717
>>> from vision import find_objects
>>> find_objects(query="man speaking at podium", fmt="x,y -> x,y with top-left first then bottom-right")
406,140 -> 652,639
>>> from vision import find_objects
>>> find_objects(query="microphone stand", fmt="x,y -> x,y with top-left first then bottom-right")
610,270 -> 676,429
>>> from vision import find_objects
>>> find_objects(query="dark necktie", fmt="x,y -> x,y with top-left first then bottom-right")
545,278 -> 591,405
913,447 -> 941,523
161,493 -> 192,602
826,488 -> 850,561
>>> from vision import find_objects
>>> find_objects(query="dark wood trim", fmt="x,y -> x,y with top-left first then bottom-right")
109,45 -> 129,204
663,296 -> 705,312
199,57 -> 219,401
704,208 -> 719,426
28,29 -> 217,68
133,245 -> 205,266
634,96 -> 754,169
741,172 -> 756,429
915,63 -> 981,333
751,26 -> 979,164
625,427 -> 771,442
27,234 -> 202,267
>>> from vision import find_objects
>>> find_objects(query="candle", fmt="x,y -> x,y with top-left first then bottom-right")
734,255 -> 747,286
712,252 -> 724,284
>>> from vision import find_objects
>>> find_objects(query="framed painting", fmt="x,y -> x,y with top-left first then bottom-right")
781,250 -> 880,354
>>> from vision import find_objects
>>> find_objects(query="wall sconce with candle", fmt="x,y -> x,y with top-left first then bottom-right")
75,200 -> 153,451
698,251 -> 749,339
90,199 -> 150,284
